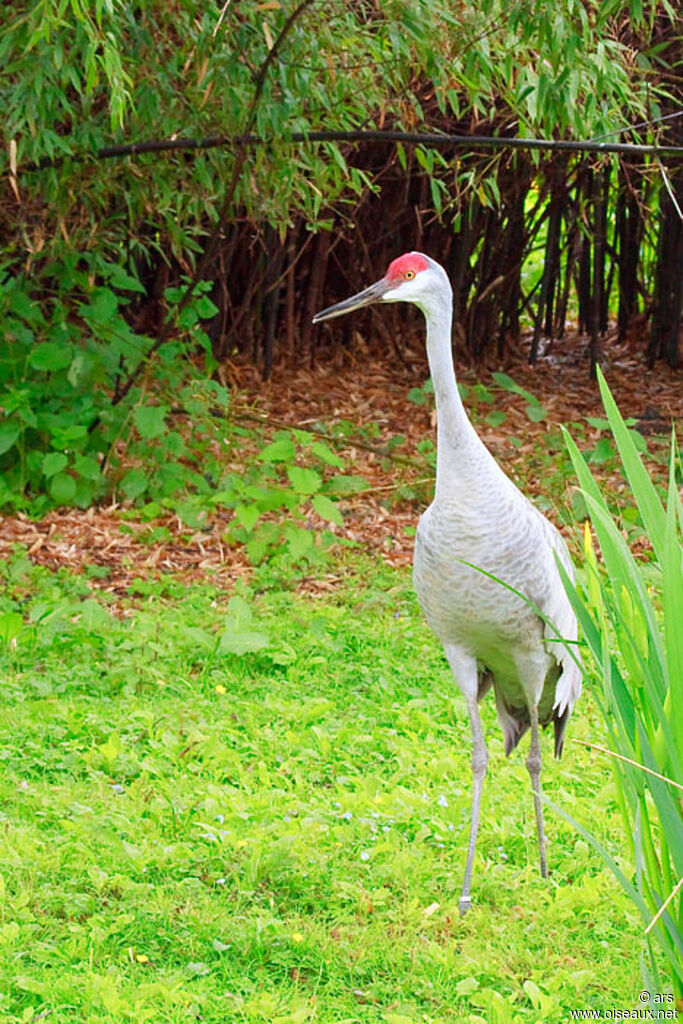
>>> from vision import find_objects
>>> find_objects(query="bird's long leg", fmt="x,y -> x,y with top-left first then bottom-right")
459,694 -> 489,914
527,704 -> 547,878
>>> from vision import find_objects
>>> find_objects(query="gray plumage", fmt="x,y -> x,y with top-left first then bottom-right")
313,251 -> 582,911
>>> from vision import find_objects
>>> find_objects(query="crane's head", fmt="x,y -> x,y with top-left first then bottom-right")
312,252 -> 450,324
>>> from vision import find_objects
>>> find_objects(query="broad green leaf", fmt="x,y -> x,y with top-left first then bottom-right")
42,451 -> 68,478
589,438 -> 615,464
194,295 -> 219,319
523,980 -> 543,1009
485,410 -> 507,427
73,454 -> 102,481
244,484 -> 293,512
287,466 -> 322,495
120,468 -> 148,500
102,263 -> 146,293
325,474 -> 369,495
219,595 -> 270,655
310,441 -> 344,468
99,732 -> 122,764
299,698 -> 334,723
82,287 -> 118,325
134,404 -> 168,440
49,472 -> 76,503
285,525 -> 314,558
407,387 -> 428,405
0,421 -> 20,455
491,371 -> 539,406
525,404 -> 547,422
258,439 -> 296,463
235,503 -> 261,532
0,611 -> 23,645
312,494 -> 344,526
455,977 -> 480,997
29,342 -> 72,372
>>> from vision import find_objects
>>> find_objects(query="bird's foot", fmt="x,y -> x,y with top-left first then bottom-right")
458,896 -> 472,916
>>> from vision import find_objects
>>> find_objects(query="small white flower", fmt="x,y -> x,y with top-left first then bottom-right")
360,850 -> 370,861
215,878 -> 226,885
342,811 -> 353,820
437,795 -> 449,808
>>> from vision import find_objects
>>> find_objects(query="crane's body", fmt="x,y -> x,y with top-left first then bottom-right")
313,251 -> 581,911
414,403 -> 578,758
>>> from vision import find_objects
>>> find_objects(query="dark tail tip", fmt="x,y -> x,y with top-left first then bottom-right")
504,720 -> 529,757
553,707 -> 570,759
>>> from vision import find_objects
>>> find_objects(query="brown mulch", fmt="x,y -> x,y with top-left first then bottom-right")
1,331 -> 679,600
0,505 -> 252,599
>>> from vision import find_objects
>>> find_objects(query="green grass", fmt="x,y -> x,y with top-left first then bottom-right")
0,550 -> 646,1023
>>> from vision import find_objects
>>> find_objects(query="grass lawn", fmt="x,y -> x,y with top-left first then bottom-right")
0,547 -> 646,1024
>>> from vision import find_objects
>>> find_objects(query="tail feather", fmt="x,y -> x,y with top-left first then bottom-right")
494,683 -> 573,759
504,718 -> 529,756
493,689 -> 530,756
553,705 -> 571,759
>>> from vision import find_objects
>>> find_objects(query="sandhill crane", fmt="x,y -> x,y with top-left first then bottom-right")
313,252 -> 582,912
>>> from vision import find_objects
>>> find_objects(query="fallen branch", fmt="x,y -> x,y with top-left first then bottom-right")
22,128 -> 683,174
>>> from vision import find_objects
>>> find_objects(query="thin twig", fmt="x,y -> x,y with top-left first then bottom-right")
571,739 -> 683,791
230,408 -> 430,469
655,156 -> 683,221
644,874 -> 683,936
212,0 -> 231,37
586,109 -> 683,143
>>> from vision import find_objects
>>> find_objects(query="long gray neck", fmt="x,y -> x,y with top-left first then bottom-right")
423,295 -> 480,499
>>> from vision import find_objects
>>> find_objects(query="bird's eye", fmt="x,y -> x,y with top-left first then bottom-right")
404,270 -> 416,280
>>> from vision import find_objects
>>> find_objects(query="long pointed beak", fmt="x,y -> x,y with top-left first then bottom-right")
312,277 -> 391,323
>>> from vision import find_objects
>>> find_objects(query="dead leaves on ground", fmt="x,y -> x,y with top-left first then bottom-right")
1,333 -> 679,601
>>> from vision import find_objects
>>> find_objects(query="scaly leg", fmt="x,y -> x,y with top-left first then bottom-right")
527,704 -> 547,878
459,694 -> 489,914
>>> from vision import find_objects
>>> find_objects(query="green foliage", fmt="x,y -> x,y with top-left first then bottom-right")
215,428 -> 352,569
0,551 -> 650,1022
491,372 -> 548,423
560,369 -> 682,1001
407,378 -> 435,406
3,0 -> 670,257
409,372 -> 551,429
1,0 -> 676,526
0,261 -> 352,567
0,266 -> 220,512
